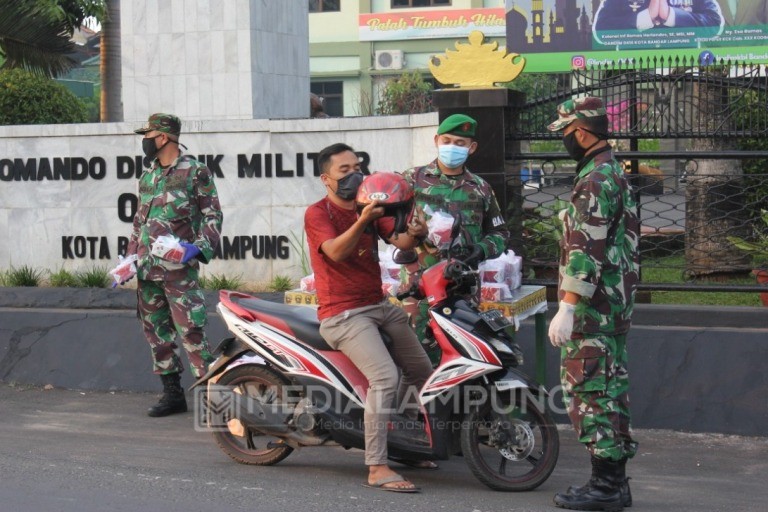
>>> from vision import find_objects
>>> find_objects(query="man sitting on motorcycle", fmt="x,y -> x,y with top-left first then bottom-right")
304,143 -> 434,493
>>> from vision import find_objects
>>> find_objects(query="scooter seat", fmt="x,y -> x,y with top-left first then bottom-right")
230,296 -> 335,351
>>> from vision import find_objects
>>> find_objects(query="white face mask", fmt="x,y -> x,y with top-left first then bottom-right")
437,144 -> 470,169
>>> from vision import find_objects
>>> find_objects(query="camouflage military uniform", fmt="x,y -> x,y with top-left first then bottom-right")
127,152 -> 222,378
558,148 -> 640,462
400,160 -> 508,363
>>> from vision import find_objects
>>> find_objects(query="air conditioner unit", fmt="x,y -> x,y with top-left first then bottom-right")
374,50 -> 404,71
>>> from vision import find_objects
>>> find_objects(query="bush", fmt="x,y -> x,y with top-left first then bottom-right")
521,199 -> 567,262
49,268 -> 80,287
735,90 -> 768,218
199,273 -> 244,291
269,275 -> 294,292
0,68 -> 88,125
4,265 -> 44,286
75,266 -> 111,288
376,72 -> 433,115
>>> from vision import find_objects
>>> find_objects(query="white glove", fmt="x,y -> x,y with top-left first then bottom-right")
548,301 -> 576,347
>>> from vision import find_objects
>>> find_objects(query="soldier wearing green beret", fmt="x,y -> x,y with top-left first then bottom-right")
398,113 -> 509,364
547,97 -> 640,511
122,113 -> 223,417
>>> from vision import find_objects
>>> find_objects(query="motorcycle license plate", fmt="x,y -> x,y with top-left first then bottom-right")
479,309 -> 512,331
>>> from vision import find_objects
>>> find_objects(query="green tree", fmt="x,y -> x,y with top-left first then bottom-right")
0,0 -> 107,77
0,0 -> 75,76
376,71 -> 434,115
0,68 -> 88,124
736,90 -> 768,218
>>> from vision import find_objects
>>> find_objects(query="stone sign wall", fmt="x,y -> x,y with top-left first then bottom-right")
0,114 -> 439,285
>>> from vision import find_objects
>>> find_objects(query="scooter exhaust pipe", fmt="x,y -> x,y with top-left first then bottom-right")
232,394 -> 331,448
235,394 -> 292,435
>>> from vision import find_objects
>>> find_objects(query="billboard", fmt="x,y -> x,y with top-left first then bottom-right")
360,8 -> 506,41
505,0 -> 768,72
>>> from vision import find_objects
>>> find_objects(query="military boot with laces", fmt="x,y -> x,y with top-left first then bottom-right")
147,372 -> 187,417
554,457 -> 625,511
567,457 -> 632,508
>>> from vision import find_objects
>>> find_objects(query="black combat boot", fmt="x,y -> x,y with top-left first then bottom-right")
554,457 -> 624,511
147,373 -> 187,417
567,457 -> 632,507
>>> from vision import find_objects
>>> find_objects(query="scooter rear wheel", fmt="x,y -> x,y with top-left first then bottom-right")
461,390 -> 559,491
210,365 -> 294,465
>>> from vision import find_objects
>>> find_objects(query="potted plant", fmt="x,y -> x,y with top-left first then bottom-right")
727,209 -> 768,306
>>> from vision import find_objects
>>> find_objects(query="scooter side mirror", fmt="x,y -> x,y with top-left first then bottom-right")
393,249 -> 418,265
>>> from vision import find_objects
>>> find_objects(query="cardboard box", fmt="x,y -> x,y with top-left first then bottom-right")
284,286 -> 548,324
284,290 -> 319,306
477,285 -> 547,322
283,290 -> 401,308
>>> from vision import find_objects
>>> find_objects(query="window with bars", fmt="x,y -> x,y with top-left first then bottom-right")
310,82 -> 343,117
309,0 -> 340,13
392,0 -> 451,7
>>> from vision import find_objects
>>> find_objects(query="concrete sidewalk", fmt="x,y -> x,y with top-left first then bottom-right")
1,384 -> 766,512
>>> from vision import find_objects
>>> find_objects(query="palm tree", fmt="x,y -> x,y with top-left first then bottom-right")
0,0 -> 78,77
99,0 -> 121,121
0,1 -> 120,121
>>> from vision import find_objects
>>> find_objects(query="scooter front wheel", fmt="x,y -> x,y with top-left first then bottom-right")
210,365 -> 294,465
461,390 -> 559,491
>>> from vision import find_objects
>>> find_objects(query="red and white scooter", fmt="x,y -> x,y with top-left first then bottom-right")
193,227 -> 559,491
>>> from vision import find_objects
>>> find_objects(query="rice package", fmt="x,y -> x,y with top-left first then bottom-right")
481,283 -> 511,302
109,254 -> 138,287
479,257 -> 508,284
382,277 -> 400,297
151,235 -> 185,263
426,210 -> 455,249
493,249 -> 523,291
300,273 -> 316,293
379,248 -> 401,280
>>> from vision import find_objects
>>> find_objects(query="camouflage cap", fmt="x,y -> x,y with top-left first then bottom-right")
437,114 -> 477,137
547,97 -> 607,132
134,113 -> 181,135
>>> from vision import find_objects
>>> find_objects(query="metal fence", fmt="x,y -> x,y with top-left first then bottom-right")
505,58 -> 768,294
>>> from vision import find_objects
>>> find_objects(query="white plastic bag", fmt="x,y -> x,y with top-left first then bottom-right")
109,254 -> 138,287
151,235 -> 184,263
426,210 -> 455,249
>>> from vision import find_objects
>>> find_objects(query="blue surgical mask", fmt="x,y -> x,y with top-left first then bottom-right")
438,144 -> 470,169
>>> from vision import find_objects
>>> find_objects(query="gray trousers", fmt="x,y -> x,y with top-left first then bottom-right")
319,300 -> 433,466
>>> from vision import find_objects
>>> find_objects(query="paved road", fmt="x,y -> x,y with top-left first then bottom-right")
1,385 -> 766,512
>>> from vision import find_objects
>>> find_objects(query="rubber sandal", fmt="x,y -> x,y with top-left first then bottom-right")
362,474 -> 420,493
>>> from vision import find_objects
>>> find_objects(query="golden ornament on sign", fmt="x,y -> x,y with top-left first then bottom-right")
429,30 -> 526,88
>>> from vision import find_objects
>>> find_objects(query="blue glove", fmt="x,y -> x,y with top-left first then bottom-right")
180,242 -> 201,264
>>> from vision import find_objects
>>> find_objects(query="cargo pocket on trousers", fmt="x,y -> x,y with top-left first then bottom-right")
563,345 -> 607,394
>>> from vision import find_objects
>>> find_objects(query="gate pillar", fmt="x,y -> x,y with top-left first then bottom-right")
432,88 -> 526,249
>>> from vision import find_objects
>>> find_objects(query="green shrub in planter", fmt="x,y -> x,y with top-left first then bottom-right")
4,265 -> 44,287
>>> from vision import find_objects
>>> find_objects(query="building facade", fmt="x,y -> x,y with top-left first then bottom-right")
309,0 -> 508,117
